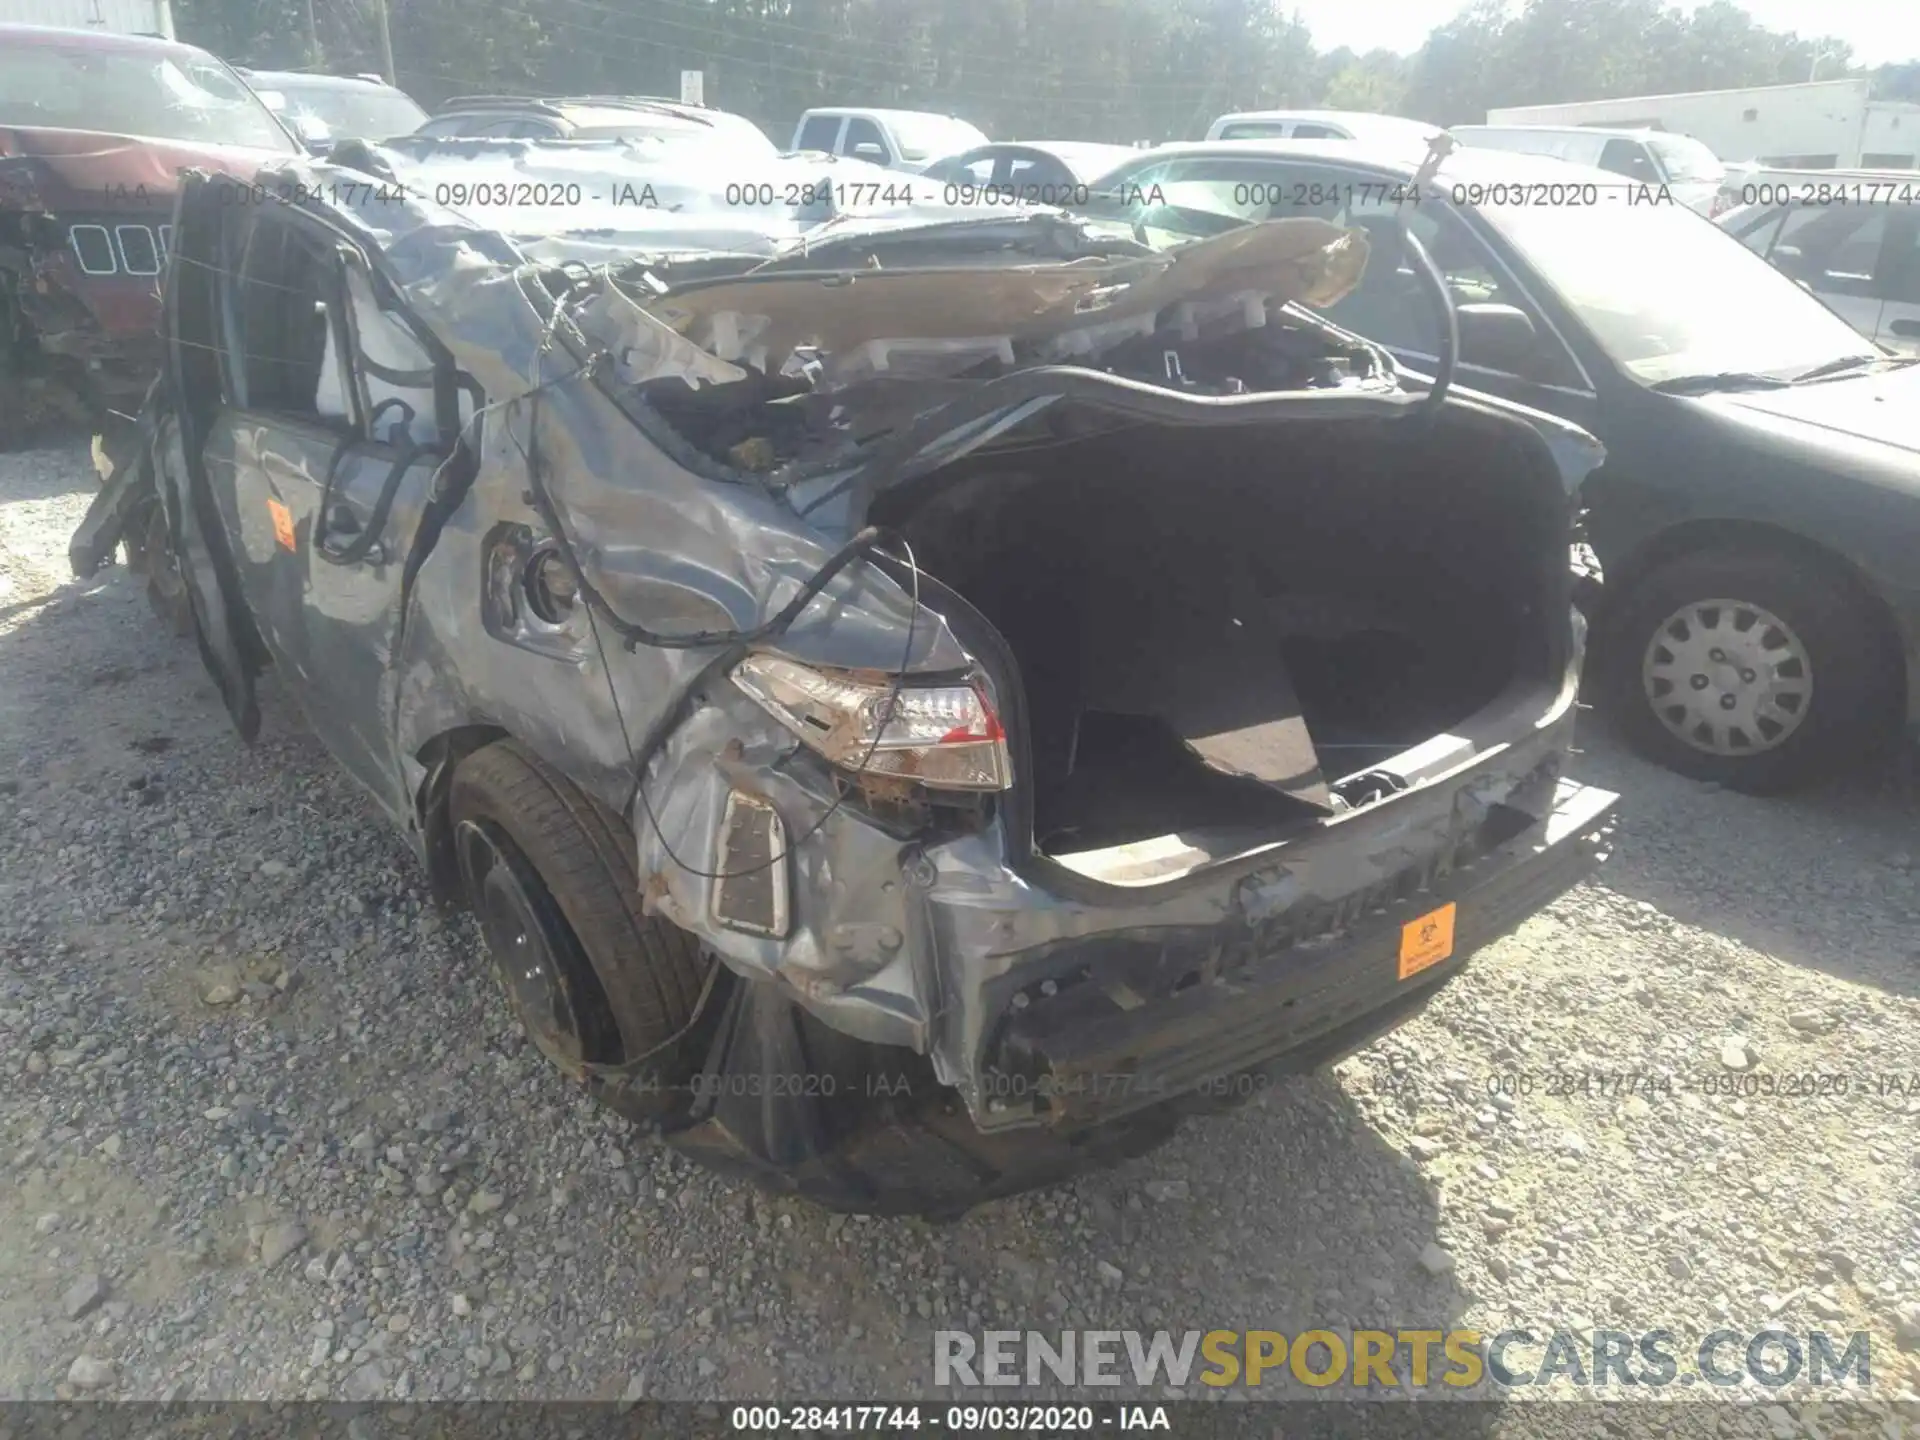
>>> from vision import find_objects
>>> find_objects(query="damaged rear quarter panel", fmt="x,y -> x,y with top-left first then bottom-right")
166,152 -> 1609,1123
342,185 -> 974,1027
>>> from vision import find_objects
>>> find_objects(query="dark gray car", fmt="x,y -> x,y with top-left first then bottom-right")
74,139 -> 1617,1215
1074,140 -> 1920,793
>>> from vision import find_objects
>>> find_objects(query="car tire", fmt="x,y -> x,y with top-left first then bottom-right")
1600,547 -> 1895,792
449,740 -> 712,1117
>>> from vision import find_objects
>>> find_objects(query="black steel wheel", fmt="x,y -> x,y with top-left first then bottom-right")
456,816 -> 623,1072
449,740 -> 712,1115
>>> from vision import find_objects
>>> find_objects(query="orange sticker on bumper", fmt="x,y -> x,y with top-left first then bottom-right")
268,497 -> 296,551
1398,902 -> 1457,980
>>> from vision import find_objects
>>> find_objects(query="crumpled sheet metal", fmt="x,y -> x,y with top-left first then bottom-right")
647,218 -> 1371,378
346,137 -> 981,268
622,688 -> 933,1048
568,282 -> 750,389
285,152 -> 1369,409
257,157 -> 1380,692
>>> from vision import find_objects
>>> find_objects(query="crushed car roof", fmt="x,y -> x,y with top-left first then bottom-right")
199,138 -> 1602,500
277,140 -> 1376,410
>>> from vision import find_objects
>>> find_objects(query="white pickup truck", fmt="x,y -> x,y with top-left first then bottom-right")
790,107 -> 988,171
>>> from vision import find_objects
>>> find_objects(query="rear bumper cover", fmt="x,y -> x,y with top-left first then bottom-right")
650,774 -> 1616,1213
982,777 -> 1617,1129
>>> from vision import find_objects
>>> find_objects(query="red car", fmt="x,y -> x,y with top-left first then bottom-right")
0,24 -> 299,438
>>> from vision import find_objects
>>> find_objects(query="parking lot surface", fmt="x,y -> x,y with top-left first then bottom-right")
3,442 -> 1917,1428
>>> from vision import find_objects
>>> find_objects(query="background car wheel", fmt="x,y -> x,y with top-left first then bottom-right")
449,740 -> 712,1116
1600,547 -> 1895,792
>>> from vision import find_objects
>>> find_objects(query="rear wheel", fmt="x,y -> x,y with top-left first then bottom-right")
1600,547 -> 1896,792
449,740 -> 712,1117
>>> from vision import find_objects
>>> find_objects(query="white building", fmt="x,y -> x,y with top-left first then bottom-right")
1486,79 -> 1920,170
0,0 -> 174,36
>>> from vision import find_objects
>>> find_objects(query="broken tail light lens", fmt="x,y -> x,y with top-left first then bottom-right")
731,654 -> 1011,792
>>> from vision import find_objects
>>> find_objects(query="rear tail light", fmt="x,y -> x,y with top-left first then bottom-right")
731,654 -> 1011,792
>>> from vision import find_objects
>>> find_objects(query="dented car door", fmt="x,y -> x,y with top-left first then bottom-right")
200,192 -> 443,811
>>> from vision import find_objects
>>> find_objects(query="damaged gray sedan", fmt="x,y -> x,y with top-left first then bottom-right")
74,138 -> 1619,1215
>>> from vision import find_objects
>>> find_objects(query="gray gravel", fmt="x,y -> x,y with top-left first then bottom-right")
3,441 -> 1919,1426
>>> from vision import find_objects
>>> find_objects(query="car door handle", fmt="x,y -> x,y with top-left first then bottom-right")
1891,319 -> 1920,337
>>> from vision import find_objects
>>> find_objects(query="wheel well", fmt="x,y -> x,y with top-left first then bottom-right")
1599,518 -> 1909,687
415,724 -> 510,908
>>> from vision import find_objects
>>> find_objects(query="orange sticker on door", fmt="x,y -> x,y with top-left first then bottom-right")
1398,902 -> 1457,980
267,497 -> 296,551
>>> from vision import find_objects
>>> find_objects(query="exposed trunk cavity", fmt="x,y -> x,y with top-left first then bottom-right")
880,411 -> 1568,865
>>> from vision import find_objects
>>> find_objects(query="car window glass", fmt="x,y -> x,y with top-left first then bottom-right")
270,81 -> 425,141
226,214 -> 351,423
1475,185 -> 1870,382
1645,133 -> 1724,185
1329,192 -> 1544,372
1731,206 -> 1788,258
1092,157 -> 1569,383
1218,121 -> 1291,140
796,115 -> 841,151
1769,207 -> 1887,298
1290,123 -> 1341,139
843,117 -> 888,158
1093,156 -> 1295,238
948,152 -> 995,184
999,156 -> 1055,191
319,264 -> 446,446
1880,214 -> 1920,304
1598,139 -> 1661,182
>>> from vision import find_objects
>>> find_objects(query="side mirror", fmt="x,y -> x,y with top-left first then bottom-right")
851,141 -> 888,163
1456,302 -> 1537,371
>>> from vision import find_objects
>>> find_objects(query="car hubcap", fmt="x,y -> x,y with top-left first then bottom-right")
1641,597 -> 1812,756
456,819 -> 608,1072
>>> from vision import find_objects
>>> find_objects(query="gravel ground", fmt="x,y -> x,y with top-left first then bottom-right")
3,440 -> 1919,1429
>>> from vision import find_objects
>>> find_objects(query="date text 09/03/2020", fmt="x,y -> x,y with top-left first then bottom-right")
730,1405 -> 1170,1432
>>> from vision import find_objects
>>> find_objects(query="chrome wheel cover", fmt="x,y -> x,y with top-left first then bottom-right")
1641,597 -> 1813,756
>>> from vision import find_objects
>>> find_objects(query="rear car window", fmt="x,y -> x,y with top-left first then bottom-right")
1645,133 -> 1724,184
1598,139 -> 1661,182
1218,122 -> 1291,140
263,79 -> 426,142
